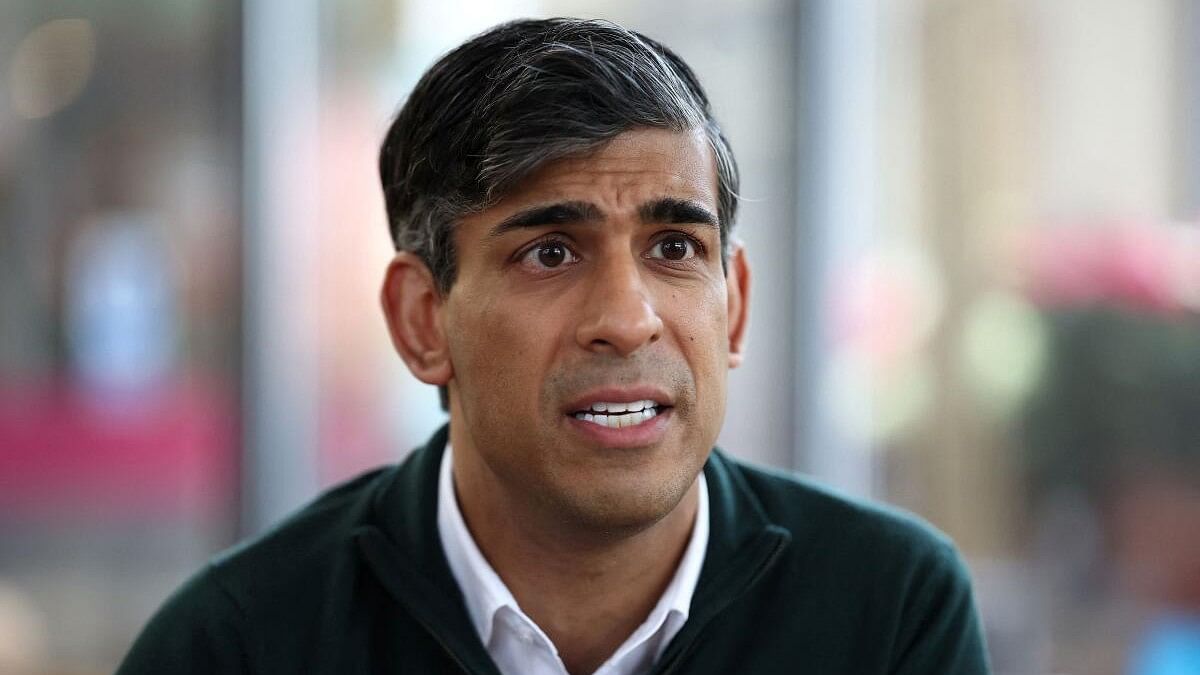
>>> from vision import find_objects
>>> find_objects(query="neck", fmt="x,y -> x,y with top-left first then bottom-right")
450,442 -> 699,675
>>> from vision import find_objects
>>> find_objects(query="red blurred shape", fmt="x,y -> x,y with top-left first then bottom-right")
0,377 -> 237,521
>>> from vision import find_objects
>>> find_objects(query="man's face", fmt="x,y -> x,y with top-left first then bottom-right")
441,127 -> 746,532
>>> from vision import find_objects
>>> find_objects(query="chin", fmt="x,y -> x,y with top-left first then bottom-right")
552,468 -> 696,535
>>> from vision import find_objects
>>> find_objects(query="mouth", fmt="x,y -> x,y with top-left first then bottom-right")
562,388 -> 675,447
569,399 -> 669,429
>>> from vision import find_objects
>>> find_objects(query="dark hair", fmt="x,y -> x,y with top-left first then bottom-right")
378,17 -> 741,409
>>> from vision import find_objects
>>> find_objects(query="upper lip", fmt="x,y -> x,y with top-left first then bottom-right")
563,386 -> 674,413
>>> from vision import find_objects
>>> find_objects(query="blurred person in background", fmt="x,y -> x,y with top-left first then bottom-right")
116,18 -> 989,675
1021,225 -> 1200,675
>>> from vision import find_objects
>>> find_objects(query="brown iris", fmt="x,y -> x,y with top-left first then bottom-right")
537,242 -> 567,267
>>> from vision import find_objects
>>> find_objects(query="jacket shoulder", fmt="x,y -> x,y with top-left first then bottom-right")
206,466 -> 393,617
115,562 -> 252,673
715,454 -> 991,673
117,466 -> 409,673
720,453 -> 960,565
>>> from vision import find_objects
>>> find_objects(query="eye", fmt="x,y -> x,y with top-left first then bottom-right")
519,239 -> 579,270
649,234 -> 700,262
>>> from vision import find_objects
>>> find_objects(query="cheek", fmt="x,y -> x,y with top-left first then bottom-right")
683,283 -> 730,354
446,289 -> 556,412
670,284 -> 730,402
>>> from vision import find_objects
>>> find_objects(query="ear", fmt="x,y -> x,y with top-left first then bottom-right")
380,252 -> 453,386
725,243 -> 751,369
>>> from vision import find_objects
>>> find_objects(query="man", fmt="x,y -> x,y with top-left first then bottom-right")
118,18 -> 990,674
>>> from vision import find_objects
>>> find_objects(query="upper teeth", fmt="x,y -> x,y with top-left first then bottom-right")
587,400 -> 655,413
573,400 -> 662,428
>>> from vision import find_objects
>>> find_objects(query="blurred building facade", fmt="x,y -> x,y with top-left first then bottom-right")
0,1 -> 1197,673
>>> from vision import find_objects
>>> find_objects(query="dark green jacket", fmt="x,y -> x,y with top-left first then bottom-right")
117,425 -> 990,674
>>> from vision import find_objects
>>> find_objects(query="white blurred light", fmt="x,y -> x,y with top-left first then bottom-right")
0,583 -> 48,672
826,350 -> 872,446
958,291 -> 1049,417
824,348 -> 936,451
871,354 -> 934,441
1166,223 -> 1200,311
8,18 -> 97,120
835,243 -> 945,364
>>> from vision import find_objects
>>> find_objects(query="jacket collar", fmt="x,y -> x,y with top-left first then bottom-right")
354,424 -> 791,675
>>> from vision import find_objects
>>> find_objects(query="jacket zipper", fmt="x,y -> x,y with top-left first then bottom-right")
651,529 -> 790,675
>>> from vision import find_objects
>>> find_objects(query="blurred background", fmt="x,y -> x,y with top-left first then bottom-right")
1,0 -> 1197,673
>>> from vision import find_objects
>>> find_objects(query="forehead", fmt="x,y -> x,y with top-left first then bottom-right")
497,127 -> 718,210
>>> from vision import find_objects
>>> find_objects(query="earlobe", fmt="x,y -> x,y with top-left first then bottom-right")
726,244 -> 751,369
380,252 -> 454,386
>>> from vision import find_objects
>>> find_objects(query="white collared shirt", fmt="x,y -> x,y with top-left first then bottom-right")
436,444 -> 710,675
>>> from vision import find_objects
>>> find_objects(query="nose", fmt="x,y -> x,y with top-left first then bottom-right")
575,255 -> 663,357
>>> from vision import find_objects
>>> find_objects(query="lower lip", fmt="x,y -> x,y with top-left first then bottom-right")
564,408 -> 673,448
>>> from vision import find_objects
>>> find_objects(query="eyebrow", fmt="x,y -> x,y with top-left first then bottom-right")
489,201 -> 603,238
638,197 -> 719,229
489,197 -> 718,238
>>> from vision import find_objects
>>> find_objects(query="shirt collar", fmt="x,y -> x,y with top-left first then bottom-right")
435,442 -> 710,652
436,443 -> 520,645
